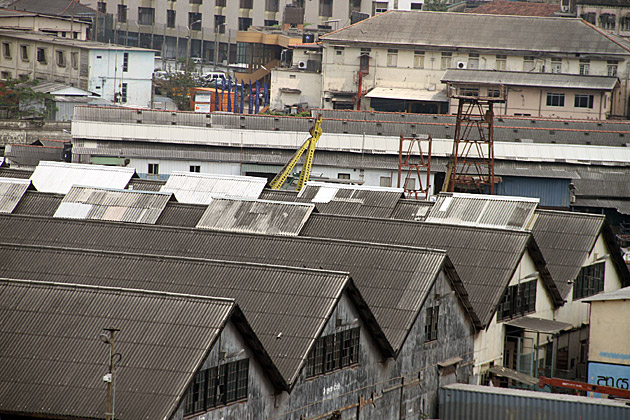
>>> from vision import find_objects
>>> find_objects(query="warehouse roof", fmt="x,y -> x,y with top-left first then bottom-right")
0,214 -> 469,352
11,190 -> 63,216
320,11 -> 630,56
390,199 -> 433,221
469,0 -> 561,17
0,242 -> 370,389
300,213 -> 562,327
0,278 -> 276,420
160,172 -> 267,205
4,143 -> 65,168
531,209 -> 630,299
29,161 -> 136,194
0,178 -> 30,213
442,69 -> 619,91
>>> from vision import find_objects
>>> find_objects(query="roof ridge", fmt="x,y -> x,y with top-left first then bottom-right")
535,209 -> 606,219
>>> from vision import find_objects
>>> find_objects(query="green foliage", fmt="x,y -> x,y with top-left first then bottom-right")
154,69 -> 198,111
0,76 -> 55,120
423,0 -> 449,12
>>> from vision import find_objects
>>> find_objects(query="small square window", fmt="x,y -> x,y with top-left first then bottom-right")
380,176 -> 391,187
56,50 -> 66,67
546,92 -> 565,107
190,165 -> 201,172
338,173 -> 350,180
36,47 -> 47,64
148,163 -> 159,175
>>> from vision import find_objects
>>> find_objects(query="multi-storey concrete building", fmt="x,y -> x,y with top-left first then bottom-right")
0,29 -> 155,107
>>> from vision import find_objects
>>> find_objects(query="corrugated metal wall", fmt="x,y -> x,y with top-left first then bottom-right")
495,176 -> 570,208
439,384 -> 630,420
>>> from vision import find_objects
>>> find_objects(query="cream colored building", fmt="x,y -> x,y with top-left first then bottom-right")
577,0 -> 630,38
317,11 -> 630,118
0,9 -> 91,40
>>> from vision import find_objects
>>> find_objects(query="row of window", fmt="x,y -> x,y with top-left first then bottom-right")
334,47 -> 619,76
581,12 -> 630,31
305,327 -> 360,377
2,42 -> 81,69
497,279 -> 537,322
183,358 -> 249,415
546,93 -> 595,109
573,262 -> 605,300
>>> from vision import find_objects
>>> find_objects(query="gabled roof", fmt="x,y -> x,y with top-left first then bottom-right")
54,185 -> 173,224
390,198 -> 433,221
425,192 -> 539,231
0,242 -> 360,389
197,197 -> 315,236
531,209 -> 630,299
295,181 -> 405,218
160,172 -> 267,205
0,214 -> 455,354
0,178 -> 30,213
3,0 -> 96,17
11,190 -> 63,216
29,161 -> 136,194
469,0 -> 561,17
320,11 -> 630,56
4,143 -> 65,168
0,278 -> 274,420
299,213 -> 562,327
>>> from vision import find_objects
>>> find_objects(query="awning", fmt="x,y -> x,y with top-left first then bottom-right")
365,87 -> 449,102
488,366 -> 539,386
505,316 -> 571,334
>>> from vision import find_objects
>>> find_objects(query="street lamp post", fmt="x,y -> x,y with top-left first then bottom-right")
100,328 -> 121,420
186,19 -> 202,71
214,23 -> 225,67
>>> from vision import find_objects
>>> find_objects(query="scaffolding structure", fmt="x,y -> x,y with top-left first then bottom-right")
444,85 -> 506,194
398,134 -> 432,199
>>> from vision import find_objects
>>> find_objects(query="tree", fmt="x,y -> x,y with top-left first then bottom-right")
0,76 -> 55,120
153,67 -> 198,111
423,0 -> 449,12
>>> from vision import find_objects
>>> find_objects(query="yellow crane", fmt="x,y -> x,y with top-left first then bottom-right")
269,114 -> 323,191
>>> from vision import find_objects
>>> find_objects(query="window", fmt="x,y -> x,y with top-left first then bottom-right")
405,177 -> 416,190
497,279 -> 537,321
167,10 -> 176,28
581,12 -> 596,24
387,49 -> 398,67
425,305 -> 438,342
117,5 -> 127,23
460,87 -> 479,97
305,327 -> 360,377
264,20 -> 279,27
56,50 -> 66,67
216,0 -> 226,6
414,51 -> 424,69
600,13 -> 616,30
189,12 -> 202,30
36,47 -> 47,64
0,71 -> 10,80
183,359 -> 249,416
468,53 -> 479,69
523,56 -> 535,71
121,82 -> 128,103
411,2 -> 422,9
622,16 -> 630,31
575,94 -> 594,109
338,173 -> 350,179
334,46 -> 344,64
487,88 -> 501,98
148,163 -> 159,175
350,0 -> 362,13
20,45 -> 28,61
240,0 -> 253,8
190,0 -> 202,4
2,42 -> 11,59
546,92 -> 565,107
608,61 -> 618,77
373,1 -> 388,14
238,17 -> 252,31
138,7 -> 155,25
380,176 -> 391,187
579,59 -> 590,75
551,58 -> 562,73
320,0 -> 333,17
97,1 -> 106,13
215,15 -> 226,33
495,54 -> 506,70
122,52 -> 129,72
440,52 -> 452,70
573,262 -> 605,299
266,0 -> 279,12
71,52 -> 78,69
190,165 -> 201,172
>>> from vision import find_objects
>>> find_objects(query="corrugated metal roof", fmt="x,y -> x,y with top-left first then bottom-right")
29,161 -> 135,194
11,190 -> 63,216
582,285 -> 630,302
127,177 -> 167,192
296,181 -> 405,218
531,209 -> 604,299
259,189 -> 300,202
160,172 -> 268,204
442,69 -> 618,90
0,214 -> 448,354
390,199 -> 434,221
320,11 -> 630,56
0,178 -> 31,214
54,186 -> 172,224
155,202 -> 207,227
0,167 -> 32,179
300,213 -> 542,327
504,315 -> 571,333
0,242 -> 354,388
4,144 -> 65,168
197,198 -> 314,236
0,278 -> 235,420
425,193 -> 539,230
574,198 -> 630,215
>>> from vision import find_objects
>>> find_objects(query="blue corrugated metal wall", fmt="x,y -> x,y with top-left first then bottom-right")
495,176 -> 570,208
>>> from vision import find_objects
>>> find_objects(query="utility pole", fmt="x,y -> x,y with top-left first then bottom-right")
100,327 -> 121,420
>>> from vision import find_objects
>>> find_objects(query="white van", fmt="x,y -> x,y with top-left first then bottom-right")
202,72 -> 227,82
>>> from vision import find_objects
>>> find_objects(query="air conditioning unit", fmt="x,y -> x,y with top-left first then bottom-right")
298,60 -> 307,69
456,61 -> 467,69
